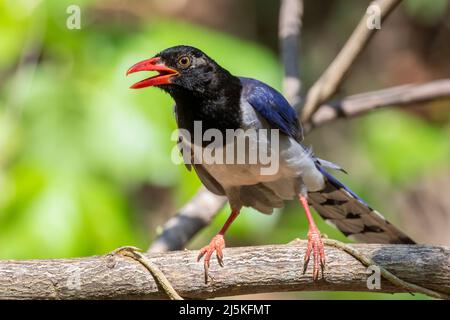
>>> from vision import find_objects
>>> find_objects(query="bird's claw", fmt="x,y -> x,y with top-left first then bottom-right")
302,228 -> 326,280
197,234 -> 225,283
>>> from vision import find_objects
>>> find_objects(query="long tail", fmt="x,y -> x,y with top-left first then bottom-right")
308,166 -> 415,244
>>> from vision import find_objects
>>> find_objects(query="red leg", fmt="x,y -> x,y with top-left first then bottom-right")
197,207 -> 241,283
298,194 -> 326,280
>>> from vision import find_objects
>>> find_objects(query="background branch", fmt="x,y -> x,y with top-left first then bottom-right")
1,243 -> 448,299
279,0 -> 303,109
148,186 -> 226,253
306,78 -> 450,132
301,0 -> 402,122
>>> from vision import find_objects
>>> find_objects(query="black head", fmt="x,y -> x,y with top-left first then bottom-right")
127,45 -> 237,99
127,45 -> 244,134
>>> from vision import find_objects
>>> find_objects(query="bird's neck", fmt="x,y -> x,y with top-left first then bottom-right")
171,75 -> 243,135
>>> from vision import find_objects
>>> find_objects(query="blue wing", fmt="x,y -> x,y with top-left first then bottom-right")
240,77 -> 302,141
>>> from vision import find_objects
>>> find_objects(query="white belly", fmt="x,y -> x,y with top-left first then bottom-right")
196,132 -> 325,193
175,99 -> 325,213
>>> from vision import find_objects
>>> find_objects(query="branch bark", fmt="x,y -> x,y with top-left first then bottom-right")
1,243 -> 448,299
301,0 -> 402,122
306,78 -> 450,132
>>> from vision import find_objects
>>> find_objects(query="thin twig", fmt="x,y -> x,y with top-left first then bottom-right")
279,0 -> 303,110
110,246 -> 183,300
305,78 -> 450,132
301,0 -> 402,122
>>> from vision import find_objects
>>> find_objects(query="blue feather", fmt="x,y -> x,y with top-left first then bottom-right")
240,77 -> 302,140
316,165 -> 369,206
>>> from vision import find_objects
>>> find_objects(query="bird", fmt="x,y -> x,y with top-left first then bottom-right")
127,45 -> 415,281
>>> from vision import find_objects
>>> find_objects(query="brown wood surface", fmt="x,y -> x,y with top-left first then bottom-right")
0,242 -> 448,299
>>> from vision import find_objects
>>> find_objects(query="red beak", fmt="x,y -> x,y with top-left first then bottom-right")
126,57 -> 178,89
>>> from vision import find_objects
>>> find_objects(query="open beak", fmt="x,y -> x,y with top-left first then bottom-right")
126,57 -> 178,89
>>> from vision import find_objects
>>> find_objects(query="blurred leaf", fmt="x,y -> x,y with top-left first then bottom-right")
404,0 -> 449,24
358,110 -> 450,185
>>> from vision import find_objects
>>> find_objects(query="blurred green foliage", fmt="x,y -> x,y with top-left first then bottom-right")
405,0 -> 449,24
0,0 -> 282,259
0,0 -> 449,300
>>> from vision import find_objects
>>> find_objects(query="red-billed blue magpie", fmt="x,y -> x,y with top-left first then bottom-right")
127,45 -> 414,281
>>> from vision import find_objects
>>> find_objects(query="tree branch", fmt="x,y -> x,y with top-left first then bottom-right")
148,186 -> 226,253
301,0 -> 402,122
1,243 -> 448,299
306,78 -> 450,132
279,0 -> 303,109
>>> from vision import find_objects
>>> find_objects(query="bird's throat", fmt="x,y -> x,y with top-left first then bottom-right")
172,77 -> 243,137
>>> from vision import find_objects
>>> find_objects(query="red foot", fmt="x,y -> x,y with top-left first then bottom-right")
197,234 -> 225,283
303,228 -> 326,280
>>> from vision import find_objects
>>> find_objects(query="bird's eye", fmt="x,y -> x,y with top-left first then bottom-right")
178,56 -> 191,68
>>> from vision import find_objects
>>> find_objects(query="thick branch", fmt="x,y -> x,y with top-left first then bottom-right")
306,78 -> 450,132
301,0 -> 402,122
1,243 -> 448,299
